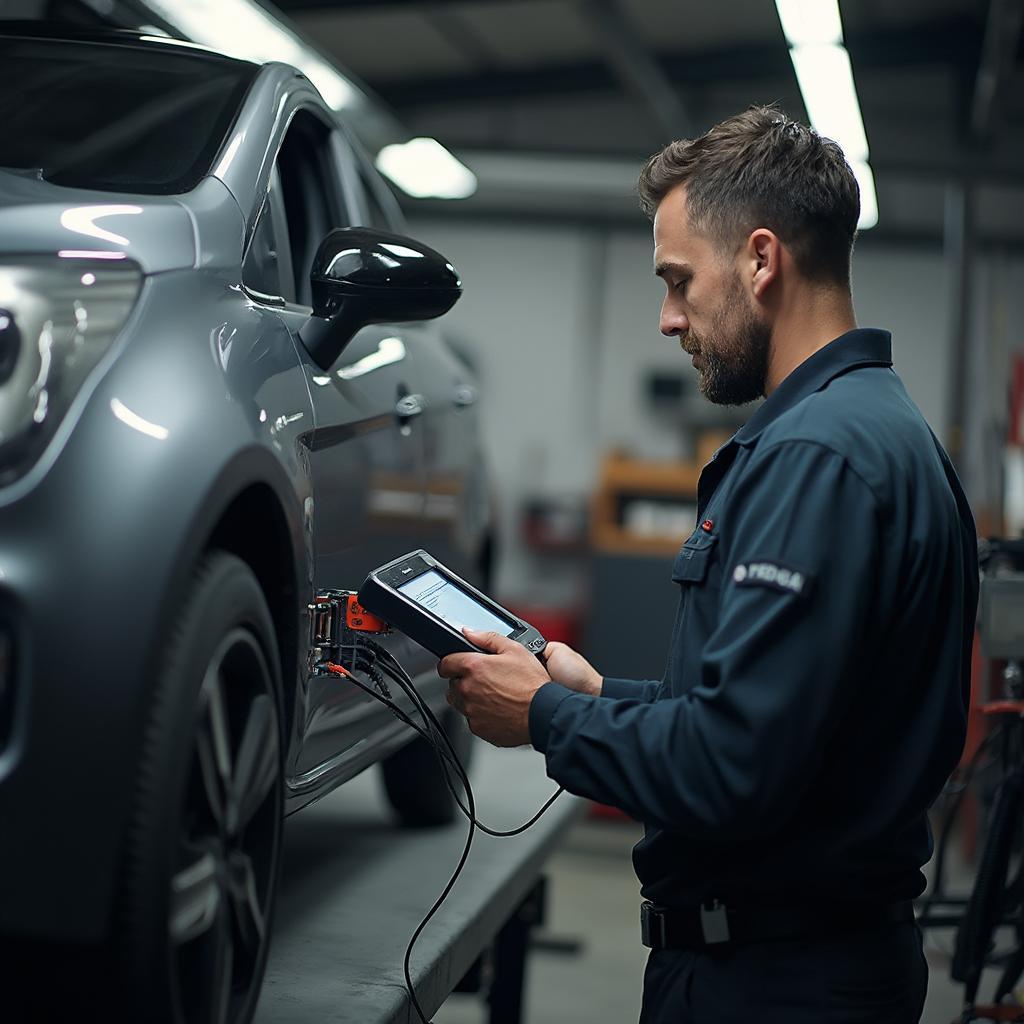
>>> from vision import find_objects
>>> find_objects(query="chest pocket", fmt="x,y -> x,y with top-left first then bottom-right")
672,530 -> 718,585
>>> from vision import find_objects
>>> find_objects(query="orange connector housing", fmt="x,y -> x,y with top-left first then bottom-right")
343,595 -> 390,635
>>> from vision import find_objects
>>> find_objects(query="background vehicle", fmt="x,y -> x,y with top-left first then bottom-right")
0,25 -> 492,1021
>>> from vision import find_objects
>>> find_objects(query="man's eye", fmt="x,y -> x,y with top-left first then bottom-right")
675,279 -> 690,294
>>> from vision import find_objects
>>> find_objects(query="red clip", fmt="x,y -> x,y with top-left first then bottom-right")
701,519 -> 714,533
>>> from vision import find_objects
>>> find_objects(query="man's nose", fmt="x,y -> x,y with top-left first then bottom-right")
660,297 -> 689,337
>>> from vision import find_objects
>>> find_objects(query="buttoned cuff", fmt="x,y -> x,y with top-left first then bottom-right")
529,681 -> 578,753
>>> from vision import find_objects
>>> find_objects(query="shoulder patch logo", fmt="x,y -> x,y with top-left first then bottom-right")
732,561 -> 809,596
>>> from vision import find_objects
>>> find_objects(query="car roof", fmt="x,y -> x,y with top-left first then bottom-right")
0,20 -> 255,68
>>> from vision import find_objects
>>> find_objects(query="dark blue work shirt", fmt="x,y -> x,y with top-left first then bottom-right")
530,329 -> 979,909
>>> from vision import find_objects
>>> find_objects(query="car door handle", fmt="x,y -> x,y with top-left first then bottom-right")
395,393 -> 425,420
453,384 -> 477,408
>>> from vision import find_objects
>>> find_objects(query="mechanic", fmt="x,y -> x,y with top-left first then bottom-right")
438,106 -> 978,1023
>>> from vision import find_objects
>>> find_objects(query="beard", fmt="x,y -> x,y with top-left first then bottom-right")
687,276 -> 771,406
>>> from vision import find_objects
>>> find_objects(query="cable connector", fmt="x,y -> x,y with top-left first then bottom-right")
309,589 -> 391,666
342,594 -> 390,635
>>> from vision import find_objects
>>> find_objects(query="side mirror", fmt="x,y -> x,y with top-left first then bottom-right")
298,227 -> 462,370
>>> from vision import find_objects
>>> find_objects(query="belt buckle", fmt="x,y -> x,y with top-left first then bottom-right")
640,901 -> 666,949
700,899 -> 731,944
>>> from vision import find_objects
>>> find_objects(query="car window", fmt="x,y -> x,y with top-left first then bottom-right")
242,168 -> 293,302
275,110 -> 350,307
0,36 -> 257,194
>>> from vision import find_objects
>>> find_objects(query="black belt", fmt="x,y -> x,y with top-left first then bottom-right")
640,899 -> 916,950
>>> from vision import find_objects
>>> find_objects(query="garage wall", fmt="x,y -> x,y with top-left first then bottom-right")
406,219 -> 599,601
409,215 -> 1009,600
850,243 -> 951,432
962,252 -> 1024,522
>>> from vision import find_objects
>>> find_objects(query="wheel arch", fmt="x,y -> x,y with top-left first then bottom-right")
204,481 -> 301,742
145,444 -> 309,755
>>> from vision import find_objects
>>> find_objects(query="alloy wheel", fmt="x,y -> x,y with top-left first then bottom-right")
168,628 -> 281,1024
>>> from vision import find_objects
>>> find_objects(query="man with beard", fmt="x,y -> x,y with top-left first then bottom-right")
438,107 -> 978,1023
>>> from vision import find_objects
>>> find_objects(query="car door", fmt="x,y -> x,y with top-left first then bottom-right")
244,107 -> 428,779
347,145 -> 488,591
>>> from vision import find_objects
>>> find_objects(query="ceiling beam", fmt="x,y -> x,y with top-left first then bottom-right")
374,17 -> 983,109
448,147 -> 1024,189
970,0 -> 1024,143
578,0 -> 691,141
424,6 -> 503,72
406,202 -> 1024,254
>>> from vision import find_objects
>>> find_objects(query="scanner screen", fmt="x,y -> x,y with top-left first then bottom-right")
398,570 -> 515,637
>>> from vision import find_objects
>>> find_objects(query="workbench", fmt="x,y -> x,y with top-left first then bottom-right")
254,743 -> 583,1023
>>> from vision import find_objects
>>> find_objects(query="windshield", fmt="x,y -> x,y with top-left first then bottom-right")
0,36 -> 259,195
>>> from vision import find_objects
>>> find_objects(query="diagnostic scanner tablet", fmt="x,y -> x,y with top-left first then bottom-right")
358,550 -> 547,660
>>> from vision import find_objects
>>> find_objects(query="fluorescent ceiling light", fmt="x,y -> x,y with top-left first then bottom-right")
777,4 -> 877,228
789,43 -> 869,162
376,138 -> 477,200
851,160 -> 878,230
775,0 -> 843,46
143,0 -> 356,109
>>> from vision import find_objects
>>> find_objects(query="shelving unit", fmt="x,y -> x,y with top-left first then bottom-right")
584,448 -> 721,680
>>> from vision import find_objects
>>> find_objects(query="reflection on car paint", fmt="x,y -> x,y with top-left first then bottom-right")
367,470 -> 423,520
59,205 -> 143,246
212,131 -> 245,179
271,411 -> 305,434
109,397 -> 169,440
337,336 -> 405,380
56,250 -> 127,260
213,323 -> 237,369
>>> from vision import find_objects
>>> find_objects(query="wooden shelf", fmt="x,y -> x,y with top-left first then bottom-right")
591,453 -> 700,556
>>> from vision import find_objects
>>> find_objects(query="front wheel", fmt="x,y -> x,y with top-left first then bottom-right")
115,551 -> 284,1024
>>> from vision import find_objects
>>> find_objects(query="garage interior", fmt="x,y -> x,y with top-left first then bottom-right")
3,0 -> 1024,1022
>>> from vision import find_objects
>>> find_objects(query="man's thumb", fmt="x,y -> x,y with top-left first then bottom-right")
462,627 -> 511,652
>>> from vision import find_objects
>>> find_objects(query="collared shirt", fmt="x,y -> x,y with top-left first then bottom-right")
530,328 -> 978,908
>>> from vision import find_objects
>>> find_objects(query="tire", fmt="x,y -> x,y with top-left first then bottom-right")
114,551 -> 285,1024
381,705 -> 475,827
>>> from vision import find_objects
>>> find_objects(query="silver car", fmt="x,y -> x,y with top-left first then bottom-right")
0,24 -> 491,1022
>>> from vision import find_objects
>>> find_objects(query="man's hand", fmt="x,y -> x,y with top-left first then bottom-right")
540,642 -> 603,697
438,628 -> 552,747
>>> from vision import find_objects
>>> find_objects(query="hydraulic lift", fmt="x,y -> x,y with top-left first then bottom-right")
254,743 -> 583,1023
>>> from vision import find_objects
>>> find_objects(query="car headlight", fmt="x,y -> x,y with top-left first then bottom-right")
0,260 -> 142,487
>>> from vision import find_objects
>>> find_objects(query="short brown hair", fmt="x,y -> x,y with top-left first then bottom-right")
638,106 -> 860,286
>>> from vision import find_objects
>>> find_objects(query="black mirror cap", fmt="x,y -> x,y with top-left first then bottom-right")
299,228 -> 462,370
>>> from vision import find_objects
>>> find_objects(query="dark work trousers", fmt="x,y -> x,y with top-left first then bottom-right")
639,921 -> 928,1023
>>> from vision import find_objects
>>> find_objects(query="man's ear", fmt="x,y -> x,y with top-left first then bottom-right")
745,228 -> 781,300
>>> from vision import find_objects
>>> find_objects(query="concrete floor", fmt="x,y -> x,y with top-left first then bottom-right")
437,810 -> 1007,1024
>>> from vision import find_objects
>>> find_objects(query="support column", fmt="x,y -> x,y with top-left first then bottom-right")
944,180 -> 975,478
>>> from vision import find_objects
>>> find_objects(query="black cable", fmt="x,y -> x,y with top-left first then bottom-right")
366,656 -> 483,1024
329,655 -> 474,1024
378,659 -> 565,835
339,660 -> 461,777
359,648 -> 567,1010
323,640 -> 565,1024
357,641 -> 566,836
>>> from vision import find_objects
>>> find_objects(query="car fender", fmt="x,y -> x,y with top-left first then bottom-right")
0,268 -> 315,942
